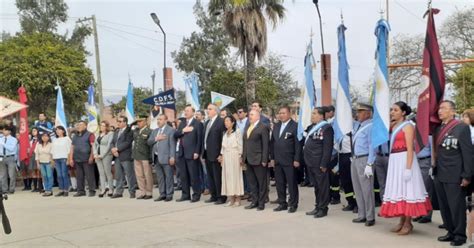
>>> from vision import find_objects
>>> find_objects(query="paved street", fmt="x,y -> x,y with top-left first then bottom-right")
0,186 -> 455,247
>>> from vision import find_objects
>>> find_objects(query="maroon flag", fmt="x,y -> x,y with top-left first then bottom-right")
18,86 -> 30,163
415,8 -> 446,152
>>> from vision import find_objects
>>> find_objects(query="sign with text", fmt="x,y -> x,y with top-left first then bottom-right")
142,88 -> 176,110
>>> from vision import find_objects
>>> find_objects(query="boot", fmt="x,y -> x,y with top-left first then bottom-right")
22,179 -> 29,191
31,178 -> 38,192
26,178 -> 32,190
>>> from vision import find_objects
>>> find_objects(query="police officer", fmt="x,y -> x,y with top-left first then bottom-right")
304,107 -> 334,218
351,103 -> 376,227
434,100 -> 474,246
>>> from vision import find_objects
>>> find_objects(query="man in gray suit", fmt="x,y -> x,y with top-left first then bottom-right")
148,114 -> 176,202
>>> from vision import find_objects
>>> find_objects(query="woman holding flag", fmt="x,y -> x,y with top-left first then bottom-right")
379,101 -> 432,235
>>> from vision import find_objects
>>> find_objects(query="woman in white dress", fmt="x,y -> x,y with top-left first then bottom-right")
218,115 -> 244,207
380,101 -> 432,235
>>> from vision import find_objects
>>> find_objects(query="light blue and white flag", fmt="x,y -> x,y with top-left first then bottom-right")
126,80 -> 135,124
297,40 -> 316,141
371,19 -> 391,149
86,83 -> 99,133
185,72 -> 201,110
333,24 -> 353,143
54,83 -> 67,129
211,91 -> 235,110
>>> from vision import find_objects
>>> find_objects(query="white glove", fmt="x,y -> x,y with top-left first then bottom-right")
428,167 -> 434,180
403,169 -> 412,182
364,165 -> 373,178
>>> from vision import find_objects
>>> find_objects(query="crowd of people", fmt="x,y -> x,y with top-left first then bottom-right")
1,100 -> 474,246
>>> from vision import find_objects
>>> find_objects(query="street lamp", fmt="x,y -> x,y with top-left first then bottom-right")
150,13 -> 167,89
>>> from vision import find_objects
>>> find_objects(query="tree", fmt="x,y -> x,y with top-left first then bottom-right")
451,61 -> 474,110
109,87 -> 153,118
0,32 -> 93,121
16,0 -> 68,34
172,1 -> 230,95
208,0 -> 286,104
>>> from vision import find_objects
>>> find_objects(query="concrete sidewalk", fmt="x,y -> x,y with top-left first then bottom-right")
0,186 -> 456,247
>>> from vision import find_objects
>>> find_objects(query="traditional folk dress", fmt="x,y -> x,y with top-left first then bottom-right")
379,122 -> 432,217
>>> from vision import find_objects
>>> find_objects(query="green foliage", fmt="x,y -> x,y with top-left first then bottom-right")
16,0 -> 68,34
451,62 -> 474,110
0,32 -> 93,121
109,87 -> 153,118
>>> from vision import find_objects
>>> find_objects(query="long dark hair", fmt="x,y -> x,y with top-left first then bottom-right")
394,101 -> 412,117
223,115 -> 237,133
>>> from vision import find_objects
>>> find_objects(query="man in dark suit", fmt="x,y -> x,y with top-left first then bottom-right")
251,101 -> 270,127
434,100 -> 474,246
243,109 -> 270,211
174,105 -> 204,202
270,106 -> 301,213
203,103 -> 226,204
110,116 -> 136,199
304,107 -> 334,218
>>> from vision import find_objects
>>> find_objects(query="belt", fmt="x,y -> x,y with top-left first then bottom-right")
353,154 -> 368,159
377,153 -> 389,157
0,155 -> 14,158
418,156 -> 430,160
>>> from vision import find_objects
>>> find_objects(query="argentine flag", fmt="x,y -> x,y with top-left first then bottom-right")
86,83 -> 99,133
297,41 -> 316,141
185,72 -> 201,110
333,24 -> 353,143
371,19 -> 391,149
126,81 -> 135,124
54,84 -> 67,129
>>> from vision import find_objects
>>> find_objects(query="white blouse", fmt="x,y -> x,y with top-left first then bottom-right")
51,136 -> 72,159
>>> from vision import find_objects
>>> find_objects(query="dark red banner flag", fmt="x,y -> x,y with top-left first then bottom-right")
415,8 -> 446,153
18,86 -> 30,163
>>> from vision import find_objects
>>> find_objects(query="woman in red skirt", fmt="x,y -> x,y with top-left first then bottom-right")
379,101 -> 432,235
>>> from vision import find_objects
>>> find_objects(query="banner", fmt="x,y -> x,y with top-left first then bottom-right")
86,83 -> 99,133
126,81 -> 135,124
17,86 -> 30,163
0,96 -> 28,118
142,88 -> 176,110
184,72 -> 201,110
55,84 -> 68,130
211,91 -> 235,109
297,40 -> 316,141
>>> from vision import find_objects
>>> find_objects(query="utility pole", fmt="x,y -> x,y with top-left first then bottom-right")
151,70 -> 156,94
77,15 -> 104,116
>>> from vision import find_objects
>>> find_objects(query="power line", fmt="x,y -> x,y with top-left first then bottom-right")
96,23 -> 181,47
96,18 -> 185,38
393,0 -> 425,23
98,25 -> 163,54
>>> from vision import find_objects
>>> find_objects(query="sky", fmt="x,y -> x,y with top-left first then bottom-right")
1,0 -> 472,104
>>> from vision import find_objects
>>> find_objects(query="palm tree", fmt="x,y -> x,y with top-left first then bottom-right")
208,0 -> 285,104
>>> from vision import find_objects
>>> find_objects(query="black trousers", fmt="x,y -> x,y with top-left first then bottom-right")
328,155 -> 340,201
434,178 -> 467,242
274,163 -> 299,208
339,153 -> 356,206
178,158 -> 202,200
206,159 -> 226,201
75,162 -> 96,194
246,164 -> 268,208
309,166 -> 330,210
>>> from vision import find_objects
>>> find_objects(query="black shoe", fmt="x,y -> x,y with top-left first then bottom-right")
245,203 -> 258,210
352,206 -> 358,214
413,216 -> 422,222
155,196 -> 166,202
129,193 -> 136,199
191,198 -> 200,203
107,193 -> 113,197
352,217 -> 367,223
98,188 -> 109,198
73,192 -> 86,197
88,192 -> 96,197
273,205 -> 288,212
69,188 -> 77,192
214,199 -> 226,205
63,192 -> 69,197
137,195 -> 146,200
417,217 -> 432,223
111,194 -> 123,199
315,209 -> 328,218
270,199 -> 279,204
330,199 -> 341,205
288,207 -> 297,213
257,206 -> 265,211
205,198 -> 217,203
165,197 -> 173,202
176,197 -> 190,202
342,205 -> 355,211
438,224 -> 446,229
450,240 -> 466,246
365,220 -> 375,226
437,234 -> 454,242
300,182 -> 310,187
55,192 -> 65,197
306,208 -> 318,216
143,195 -> 153,200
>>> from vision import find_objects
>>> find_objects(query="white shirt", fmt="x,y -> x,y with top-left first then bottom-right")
237,117 -> 248,134
335,134 -> 351,154
279,120 -> 290,137
51,136 -> 72,159
470,126 -> 474,145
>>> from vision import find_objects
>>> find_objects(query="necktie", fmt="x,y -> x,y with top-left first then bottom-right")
3,137 -> 6,156
247,123 -> 255,138
204,119 -> 213,149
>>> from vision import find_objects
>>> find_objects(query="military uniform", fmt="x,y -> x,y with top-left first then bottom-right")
132,122 -> 153,199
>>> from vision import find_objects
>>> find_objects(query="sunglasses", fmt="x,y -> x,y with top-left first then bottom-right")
238,111 -> 244,113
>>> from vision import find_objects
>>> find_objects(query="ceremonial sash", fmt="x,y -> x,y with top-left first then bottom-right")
305,121 -> 328,143
435,119 -> 460,147
352,123 -> 372,145
389,121 -> 412,152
